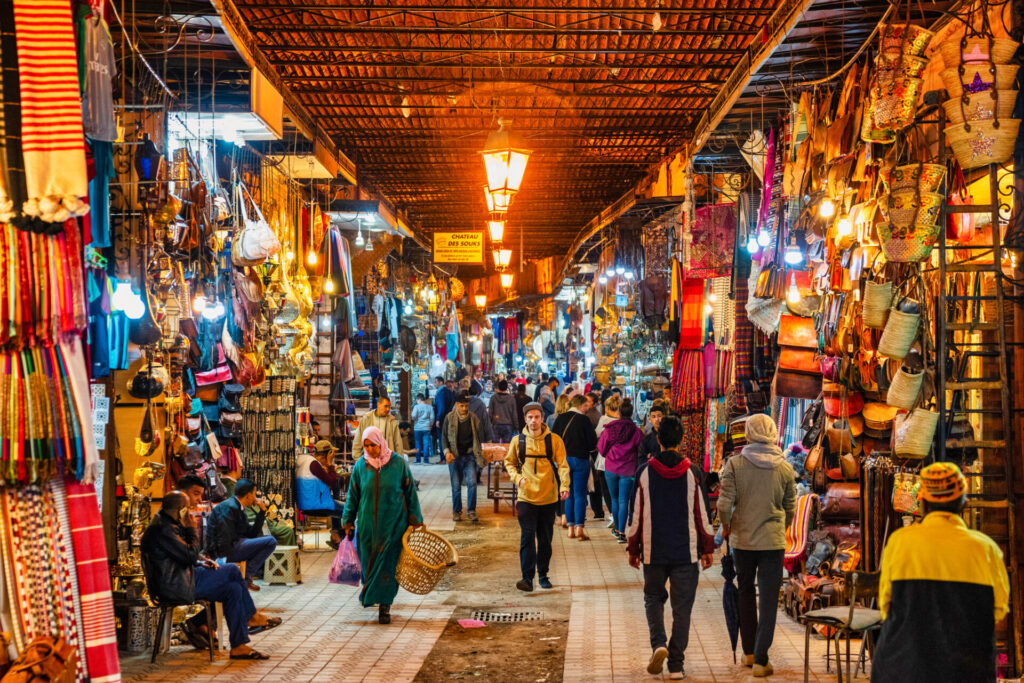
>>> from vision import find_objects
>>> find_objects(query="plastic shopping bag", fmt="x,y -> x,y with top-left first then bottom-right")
328,537 -> 361,586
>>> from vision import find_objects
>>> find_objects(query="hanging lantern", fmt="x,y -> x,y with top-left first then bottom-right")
484,186 -> 511,213
500,272 -> 514,289
474,294 -> 487,308
488,220 -> 505,242
492,248 -> 512,269
480,118 -> 531,207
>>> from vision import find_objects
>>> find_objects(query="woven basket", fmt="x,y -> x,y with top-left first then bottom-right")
872,76 -> 923,130
863,281 -> 893,329
946,120 -> 1020,170
942,90 -> 1016,125
876,54 -> 929,79
879,23 -> 934,59
940,37 -> 1019,70
893,408 -> 939,459
941,64 -> 1019,99
881,190 -> 943,229
396,526 -> 458,595
863,402 -> 899,430
884,163 -> 946,193
860,105 -> 896,143
878,308 -> 920,359
877,220 -> 941,262
887,365 -> 924,409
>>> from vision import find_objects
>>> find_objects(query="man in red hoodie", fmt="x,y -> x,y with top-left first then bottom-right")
626,416 -> 715,680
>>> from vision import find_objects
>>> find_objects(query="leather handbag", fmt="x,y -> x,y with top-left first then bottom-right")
776,315 -> 822,399
1,636 -> 77,683
821,482 -> 861,520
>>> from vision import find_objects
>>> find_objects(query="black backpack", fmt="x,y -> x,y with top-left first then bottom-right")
515,433 -> 561,489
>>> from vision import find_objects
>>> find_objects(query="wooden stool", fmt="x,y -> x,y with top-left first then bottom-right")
264,545 -> 301,585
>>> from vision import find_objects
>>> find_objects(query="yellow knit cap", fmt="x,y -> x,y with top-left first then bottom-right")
917,462 -> 967,503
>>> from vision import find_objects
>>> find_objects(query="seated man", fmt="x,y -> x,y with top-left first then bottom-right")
296,441 -> 345,550
140,490 -> 271,660
206,478 -> 277,590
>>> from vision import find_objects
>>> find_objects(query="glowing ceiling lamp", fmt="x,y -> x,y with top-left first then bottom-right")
365,235 -> 374,251
746,233 -> 759,254
480,118 -> 531,208
784,239 -> 804,266
819,197 -> 836,218
354,226 -> 365,247
787,273 -> 802,305
474,294 -> 487,308
112,280 -> 146,320
484,185 -> 512,213
488,220 -> 505,243
500,272 -> 514,289
492,248 -> 512,269
835,216 -> 853,241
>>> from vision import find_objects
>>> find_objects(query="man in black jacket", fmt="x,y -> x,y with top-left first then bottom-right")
638,404 -> 666,462
141,491 -> 270,659
552,394 -> 599,540
206,479 -> 277,589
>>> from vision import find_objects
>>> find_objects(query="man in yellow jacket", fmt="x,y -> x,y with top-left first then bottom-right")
505,402 -> 570,592
873,462 -> 1010,683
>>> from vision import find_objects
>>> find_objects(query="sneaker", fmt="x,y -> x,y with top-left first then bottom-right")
617,533 -> 627,544
646,646 -> 668,675
606,519 -> 615,528
467,511 -> 479,523
752,662 -> 774,677
668,667 -> 685,680
538,576 -> 553,589
452,511 -> 463,522
515,579 -> 533,592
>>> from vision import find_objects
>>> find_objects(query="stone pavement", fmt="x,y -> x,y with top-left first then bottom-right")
121,462 -> 864,682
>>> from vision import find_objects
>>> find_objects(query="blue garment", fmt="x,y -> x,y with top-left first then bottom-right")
87,271 -> 110,377
414,430 -> 432,464
88,139 -> 114,248
605,471 -> 636,534
448,455 -> 478,513
446,332 -> 459,361
566,456 -> 591,526
296,454 -> 334,511
411,403 -> 433,431
224,536 -> 277,581
435,386 -> 455,426
194,563 -> 255,649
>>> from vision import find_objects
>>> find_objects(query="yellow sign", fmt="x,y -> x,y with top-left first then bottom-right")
433,231 -> 484,264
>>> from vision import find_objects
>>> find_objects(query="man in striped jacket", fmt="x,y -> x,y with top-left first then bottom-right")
626,417 -> 715,680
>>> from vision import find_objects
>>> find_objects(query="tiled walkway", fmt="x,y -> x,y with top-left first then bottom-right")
122,463 -> 860,682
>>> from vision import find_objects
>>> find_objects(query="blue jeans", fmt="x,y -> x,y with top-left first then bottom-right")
225,536 -> 277,580
194,563 -> 255,649
414,430 -> 433,463
604,471 -> 636,534
492,424 -> 516,444
565,456 -> 591,527
449,455 -> 478,513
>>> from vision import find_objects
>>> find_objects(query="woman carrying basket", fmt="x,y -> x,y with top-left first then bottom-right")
342,426 -> 423,624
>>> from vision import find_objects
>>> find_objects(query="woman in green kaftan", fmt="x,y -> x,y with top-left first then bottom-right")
342,425 -> 423,624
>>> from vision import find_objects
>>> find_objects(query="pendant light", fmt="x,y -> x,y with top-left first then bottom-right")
787,273 -> 802,305
480,118 -> 532,208
500,272 -> 514,289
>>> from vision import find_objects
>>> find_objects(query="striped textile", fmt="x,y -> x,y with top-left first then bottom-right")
12,0 -> 88,221
49,477 -> 87,681
784,494 -> 819,573
63,478 -> 120,683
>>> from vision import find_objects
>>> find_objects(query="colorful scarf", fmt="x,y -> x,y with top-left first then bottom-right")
12,0 -> 89,222
687,203 -> 736,279
676,278 -> 705,350
360,426 -> 393,469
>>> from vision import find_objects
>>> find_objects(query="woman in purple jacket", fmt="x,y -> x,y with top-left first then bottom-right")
597,399 -> 643,542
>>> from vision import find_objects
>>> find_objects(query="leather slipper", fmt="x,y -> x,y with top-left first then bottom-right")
248,617 -> 282,635
229,649 -> 270,660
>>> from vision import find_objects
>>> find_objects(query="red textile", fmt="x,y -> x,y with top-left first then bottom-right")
677,278 -> 705,350
687,203 -> 736,279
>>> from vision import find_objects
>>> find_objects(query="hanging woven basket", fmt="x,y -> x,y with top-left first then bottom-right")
939,37 -> 1019,70
942,90 -> 1016,126
945,120 -> 1020,170
893,408 -> 939,459
887,365 -> 924,410
878,308 -> 921,359
940,64 -> 1019,99
863,281 -> 893,329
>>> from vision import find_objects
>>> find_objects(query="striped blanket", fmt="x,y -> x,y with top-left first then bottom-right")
784,494 -> 818,574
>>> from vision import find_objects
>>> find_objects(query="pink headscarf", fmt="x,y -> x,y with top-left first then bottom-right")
360,426 -> 393,469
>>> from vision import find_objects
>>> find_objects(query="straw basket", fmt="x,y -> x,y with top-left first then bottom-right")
940,37 -> 1019,70
940,64 -> 1019,99
887,366 -> 924,409
871,77 -> 923,130
881,190 -> 943,228
877,218 -> 941,262
878,308 -> 920,359
893,408 -> 939,459
863,281 -> 893,329
396,526 -> 458,595
945,120 -> 1020,170
876,55 -> 930,79
879,23 -> 934,59
942,90 -> 1017,125
884,164 -> 946,193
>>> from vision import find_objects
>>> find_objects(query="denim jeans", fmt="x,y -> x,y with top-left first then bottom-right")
565,456 -> 591,526
492,423 -> 516,444
733,548 -> 785,666
448,455 -> 478,513
604,471 -> 636,533
224,536 -> 277,580
194,563 -> 255,649
643,563 -> 699,672
413,430 -> 432,463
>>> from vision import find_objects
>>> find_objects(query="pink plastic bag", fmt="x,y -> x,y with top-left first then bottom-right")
328,537 -> 361,586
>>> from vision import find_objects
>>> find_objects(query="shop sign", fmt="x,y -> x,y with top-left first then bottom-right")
433,231 -> 484,264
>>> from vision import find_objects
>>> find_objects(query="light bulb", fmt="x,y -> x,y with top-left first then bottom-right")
784,243 -> 803,266
836,217 -> 853,239
624,271 -> 635,280
615,266 -> 625,275
606,268 -> 616,278
746,234 -> 759,254
192,294 -> 208,314
708,292 -> 717,303
598,275 -> 608,284
757,229 -> 771,247
111,280 -> 134,311
819,198 -> 835,218
354,228 -> 364,247
124,296 -> 146,320
365,236 -> 374,251
201,300 -> 225,321
285,249 -> 295,262
306,250 -> 318,266
703,303 -> 713,315
324,278 -> 336,293
787,274 -> 801,305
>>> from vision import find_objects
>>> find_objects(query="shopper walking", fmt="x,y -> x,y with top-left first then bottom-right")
717,414 -> 796,677
488,379 -> 519,443
342,427 -> 423,625
552,394 -> 598,541
410,394 -> 434,464
598,398 -> 643,543
638,403 -> 665,462
463,380 -> 494,443
626,416 -> 715,679
546,392 -> 570,430
353,396 -> 402,460
504,402 -> 569,591
434,376 -> 456,462
873,462 -> 1009,683
514,383 -> 531,431
538,377 -> 559,418
590,394 -> 620,524
441,392 -> 484,522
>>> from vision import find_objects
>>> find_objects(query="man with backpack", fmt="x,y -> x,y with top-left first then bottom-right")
504,402 -> 570,592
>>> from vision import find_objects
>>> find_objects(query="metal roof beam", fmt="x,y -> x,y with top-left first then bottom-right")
248,25 -> 761,37
267,58 -> 739,70
261,44 -> 748,55
234,3 -> 778,14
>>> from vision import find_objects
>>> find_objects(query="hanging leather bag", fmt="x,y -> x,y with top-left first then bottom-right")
0,636 -> 76,683
775,315 -> 823,399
